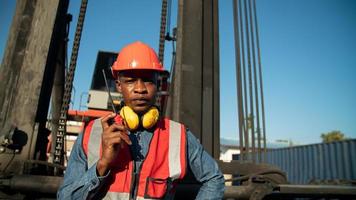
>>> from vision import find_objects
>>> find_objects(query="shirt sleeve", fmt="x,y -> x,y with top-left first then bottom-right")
57,132 -> 110,200
186,129 -> 225,200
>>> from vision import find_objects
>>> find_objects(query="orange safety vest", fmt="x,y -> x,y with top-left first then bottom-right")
82,117 -> 187,200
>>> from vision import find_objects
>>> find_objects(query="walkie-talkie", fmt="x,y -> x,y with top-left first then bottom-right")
102,69 -> 118,125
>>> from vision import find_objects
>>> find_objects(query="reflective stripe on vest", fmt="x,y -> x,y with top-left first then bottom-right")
84,117 -> 186,199
102,192 -> 156,200
168,121 -> 182,179
87,119 -> 102,168
104,192 -> 130,200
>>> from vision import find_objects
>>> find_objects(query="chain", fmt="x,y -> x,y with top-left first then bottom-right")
158,0 -> 168,63
54,0 -> 88,165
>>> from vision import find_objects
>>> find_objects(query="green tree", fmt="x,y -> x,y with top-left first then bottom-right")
321,130 -> 346,143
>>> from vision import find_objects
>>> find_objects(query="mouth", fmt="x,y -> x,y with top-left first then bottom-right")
132,98 -> 150,106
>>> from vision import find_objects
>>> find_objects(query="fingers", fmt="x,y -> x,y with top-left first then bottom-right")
102,127 -> 132,145
113,131 -> 132,145
106,133 -> 130,149
121,119 -> 129,130
104,131 -> 131,145
101,113 -> 116,129
99,114 -> 131,169
107,123 -> 126,133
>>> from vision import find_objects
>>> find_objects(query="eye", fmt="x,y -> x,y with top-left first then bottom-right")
124,78 -> 136,83
144,79 -> 154,84
143,77 -> 156,84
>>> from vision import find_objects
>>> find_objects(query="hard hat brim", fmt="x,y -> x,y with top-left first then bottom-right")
112,68 -> 170,79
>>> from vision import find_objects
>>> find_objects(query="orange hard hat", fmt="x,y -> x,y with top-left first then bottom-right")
111,41 -> 168,78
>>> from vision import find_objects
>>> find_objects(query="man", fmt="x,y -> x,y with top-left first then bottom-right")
58,41 -> 225,199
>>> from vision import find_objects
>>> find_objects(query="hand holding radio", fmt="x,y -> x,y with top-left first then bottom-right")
97,113 -> 132,176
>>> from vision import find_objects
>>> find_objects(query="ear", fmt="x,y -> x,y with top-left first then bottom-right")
115,80 -> 122,93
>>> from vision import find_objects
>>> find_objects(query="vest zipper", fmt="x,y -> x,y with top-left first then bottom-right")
130,129 -> 156,199
129,158 -> 145,200
133,163 -> 143,199
129,160 -> 137,200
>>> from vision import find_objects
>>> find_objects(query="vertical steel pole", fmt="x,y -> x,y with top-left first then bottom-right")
233,0 -> 244,160
253,0 -> 267,159
243,0 -> 256,162
248,0 -> 261,162
238,0 -> 249,159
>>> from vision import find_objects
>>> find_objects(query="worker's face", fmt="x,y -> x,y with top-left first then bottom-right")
116,70 -> 158,115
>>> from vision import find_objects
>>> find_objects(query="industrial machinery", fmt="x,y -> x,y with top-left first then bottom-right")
0,0 -> 355,199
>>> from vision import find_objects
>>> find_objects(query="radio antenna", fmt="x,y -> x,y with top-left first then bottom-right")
102,69 -> 118,114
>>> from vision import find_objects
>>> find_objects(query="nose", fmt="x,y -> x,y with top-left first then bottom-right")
134,79 -> 148,93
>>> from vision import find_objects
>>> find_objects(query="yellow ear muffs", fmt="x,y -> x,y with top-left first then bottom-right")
119,106 -> 160,131
120,106 -> 139,130
141,107 -> 159,129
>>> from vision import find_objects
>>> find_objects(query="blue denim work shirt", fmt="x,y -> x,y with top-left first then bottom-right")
58,127 -> 225,200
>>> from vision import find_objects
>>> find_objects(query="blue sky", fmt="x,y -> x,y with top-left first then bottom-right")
1,0 -> 355,145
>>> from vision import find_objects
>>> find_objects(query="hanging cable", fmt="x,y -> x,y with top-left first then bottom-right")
2,151 -> 16,173
253,0 -> 267,159
64,14 -> 71,72
248,0 -> 261,162
169,33 -> 176,80
238,0 -> 249,160
243,0 -> 256,162
233,0 -> 244,160
234,0 -> 266,162
165,0 -> 172,40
